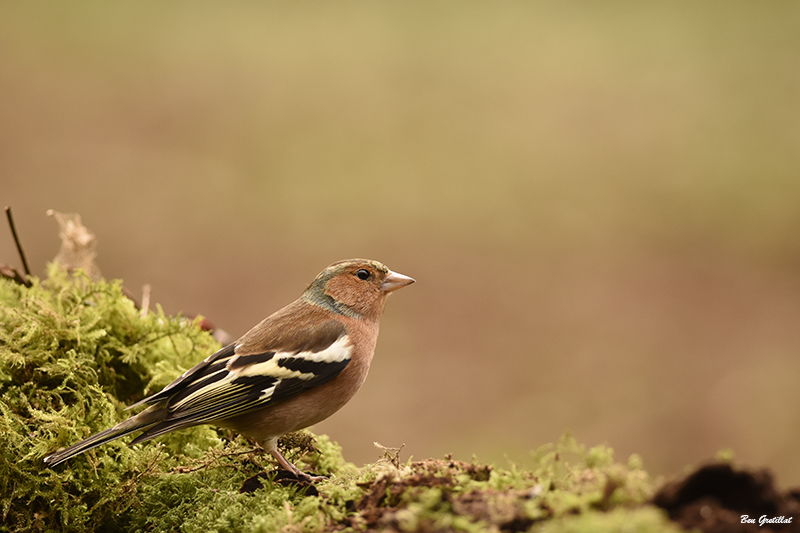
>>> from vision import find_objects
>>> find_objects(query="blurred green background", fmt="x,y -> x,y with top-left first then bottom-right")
2,2 -> 799,485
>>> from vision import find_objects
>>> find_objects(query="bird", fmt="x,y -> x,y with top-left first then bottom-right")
43,259 -> 415,481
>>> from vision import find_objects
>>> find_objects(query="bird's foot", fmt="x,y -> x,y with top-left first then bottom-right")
240,470 -> 322,495
271,469 -> 323,495
274,466 -> 326,484
268,447 -> 326,483
295,470 -> 327,483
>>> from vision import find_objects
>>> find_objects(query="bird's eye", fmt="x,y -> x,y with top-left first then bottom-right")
356,269 -> 371,280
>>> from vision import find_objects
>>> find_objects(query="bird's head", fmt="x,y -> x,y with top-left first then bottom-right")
304,259 -> 415,320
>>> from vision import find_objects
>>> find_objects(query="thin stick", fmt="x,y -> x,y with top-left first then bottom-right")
5,206 -> 31,276
140,284 -> 152,318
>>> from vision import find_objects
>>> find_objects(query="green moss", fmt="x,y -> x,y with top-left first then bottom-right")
1,267 -> 680,532
533,507 -> 683,533
0,266 -> 221,531
338,436 -> 673,532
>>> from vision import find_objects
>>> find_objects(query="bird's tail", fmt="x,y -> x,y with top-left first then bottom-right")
43,404 -> 165,467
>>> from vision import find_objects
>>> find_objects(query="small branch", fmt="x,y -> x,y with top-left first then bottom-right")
374,442 -> 405,469
5,206 -> 31,276
171,447 -> 262,474
140,284 -> 152,318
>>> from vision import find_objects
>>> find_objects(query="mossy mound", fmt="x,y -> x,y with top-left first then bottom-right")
344,443 -> 681,533
1,268 -> 682,532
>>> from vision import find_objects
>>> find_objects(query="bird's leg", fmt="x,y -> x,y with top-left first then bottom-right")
269,448 -> 325,483
263,437 -> 325,483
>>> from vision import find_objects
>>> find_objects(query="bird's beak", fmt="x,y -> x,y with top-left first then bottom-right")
381,270 -> 415,292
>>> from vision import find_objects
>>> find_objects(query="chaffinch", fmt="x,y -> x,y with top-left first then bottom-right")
44,259 -> 414,481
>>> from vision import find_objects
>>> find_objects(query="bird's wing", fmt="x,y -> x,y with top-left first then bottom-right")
129,318 -> 351,440
127,342 -> 239,409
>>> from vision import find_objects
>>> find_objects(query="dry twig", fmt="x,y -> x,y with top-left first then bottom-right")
5,206 -> 31,276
